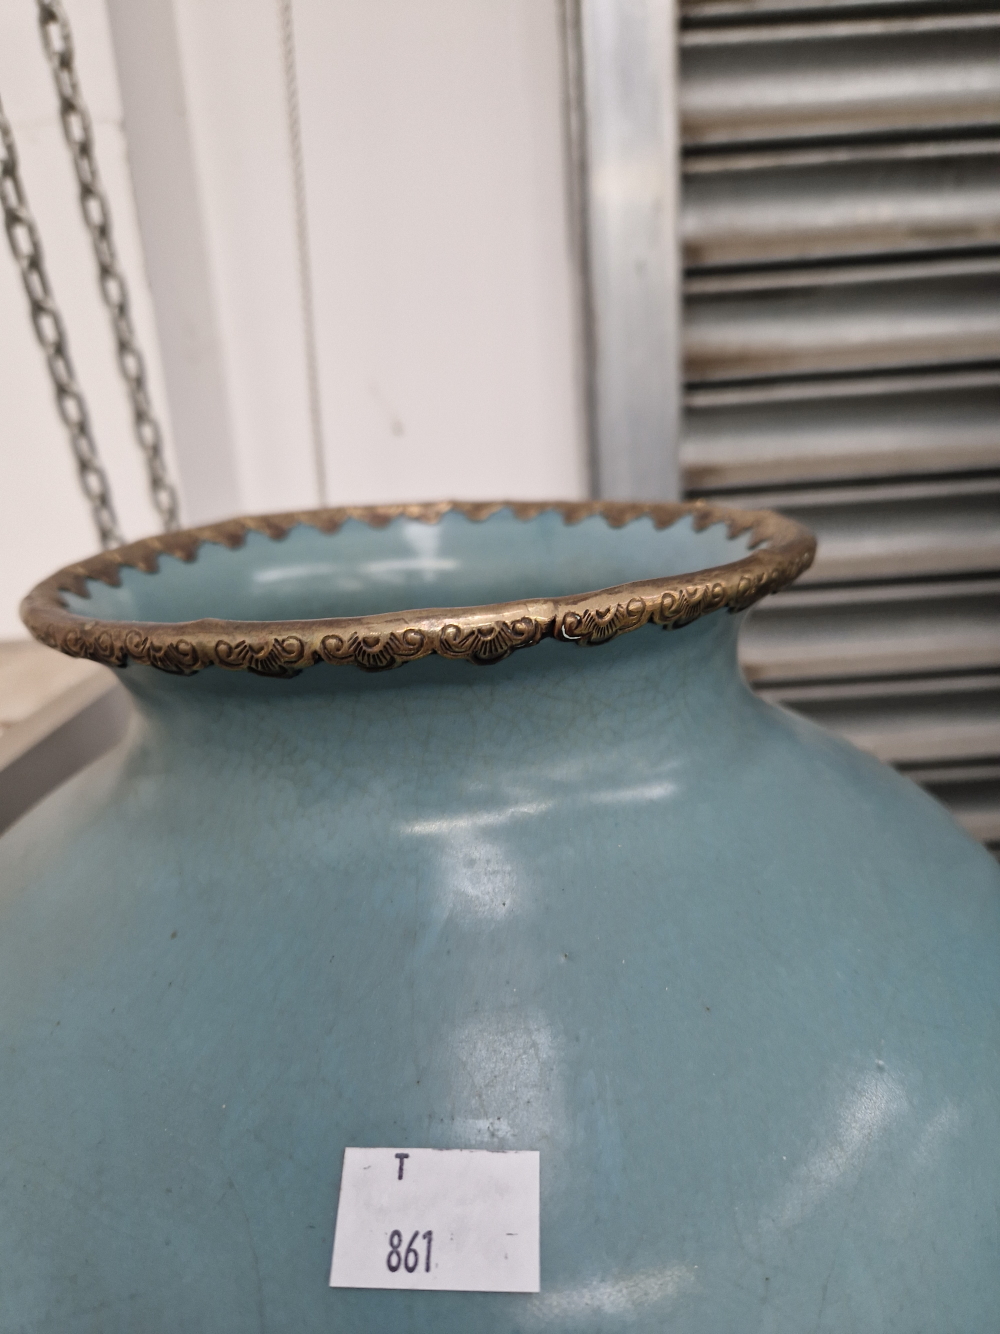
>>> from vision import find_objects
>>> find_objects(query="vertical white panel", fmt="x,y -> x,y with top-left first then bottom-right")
294,0 -> 586,504
0,0 -> 180,638
576,0 -> 682,499
169,0 -> 320,514
106,0 -> 242,523
110,0 -> 321,520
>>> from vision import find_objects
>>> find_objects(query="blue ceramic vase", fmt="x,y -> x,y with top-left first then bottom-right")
5,501 -> 1000,1332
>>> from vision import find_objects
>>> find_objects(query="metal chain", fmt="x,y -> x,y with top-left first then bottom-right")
0,93 -> 122,548
37,0 -> 180,531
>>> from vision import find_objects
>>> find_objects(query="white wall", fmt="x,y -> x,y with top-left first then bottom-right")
129,0 -> 587,509
294,0 -> 586,503
0,0 -> 584,639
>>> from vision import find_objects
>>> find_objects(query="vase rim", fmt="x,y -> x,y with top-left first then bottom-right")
20,500 -> 815,678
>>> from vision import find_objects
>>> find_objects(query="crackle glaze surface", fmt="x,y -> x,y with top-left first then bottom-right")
2,509 -> 999,1332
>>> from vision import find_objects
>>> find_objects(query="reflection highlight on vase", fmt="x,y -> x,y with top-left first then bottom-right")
252,557 -> 460,588
771,1066 -> 908,1231
401,763 -> 682,922
448,1013 -> 566,1149
403,801 -> 548,920
527,1263 -> 700,1324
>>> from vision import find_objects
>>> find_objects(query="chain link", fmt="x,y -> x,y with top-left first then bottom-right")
37,0 -> 180,531
0,93 -> 122,549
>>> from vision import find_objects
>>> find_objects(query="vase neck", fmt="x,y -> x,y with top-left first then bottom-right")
118,611 -> 751,762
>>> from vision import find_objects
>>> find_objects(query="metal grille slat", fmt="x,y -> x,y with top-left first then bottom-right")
681,12 -> 1000,44
685,273 -> 1000,381
683,154 -> 1000,267
913,771 -> 1000,844
741,582 -> 1000,683
681,26 -> 1000,145
682,385 -> 1000,487
758,674 -> 1000,766
713,481 -> 1000,582
685,137 -> 1000,173
682,1 -> 998,18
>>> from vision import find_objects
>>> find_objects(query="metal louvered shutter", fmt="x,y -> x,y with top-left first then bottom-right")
677,0 -> 1000,854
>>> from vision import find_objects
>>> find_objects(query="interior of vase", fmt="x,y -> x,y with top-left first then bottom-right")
62,508 -> 756,624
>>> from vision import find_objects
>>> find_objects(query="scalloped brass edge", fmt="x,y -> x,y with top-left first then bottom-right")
20,500 -> 815,678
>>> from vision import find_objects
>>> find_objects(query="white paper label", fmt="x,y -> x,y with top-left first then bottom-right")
329,1147 -> 540,1293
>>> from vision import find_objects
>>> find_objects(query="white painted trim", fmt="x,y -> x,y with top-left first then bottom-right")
570,0 -> 682,500
104,0 -> 242,524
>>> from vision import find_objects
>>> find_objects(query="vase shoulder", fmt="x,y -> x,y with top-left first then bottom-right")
1,628 -> 998,1332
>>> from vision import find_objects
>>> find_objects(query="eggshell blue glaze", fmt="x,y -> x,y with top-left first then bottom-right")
1,511 -> 998,1332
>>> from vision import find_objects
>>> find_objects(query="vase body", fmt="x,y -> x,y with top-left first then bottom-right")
3,511 -> 1000,1332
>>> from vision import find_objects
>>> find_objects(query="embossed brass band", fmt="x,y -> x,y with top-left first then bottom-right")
21,501 -> 815,678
